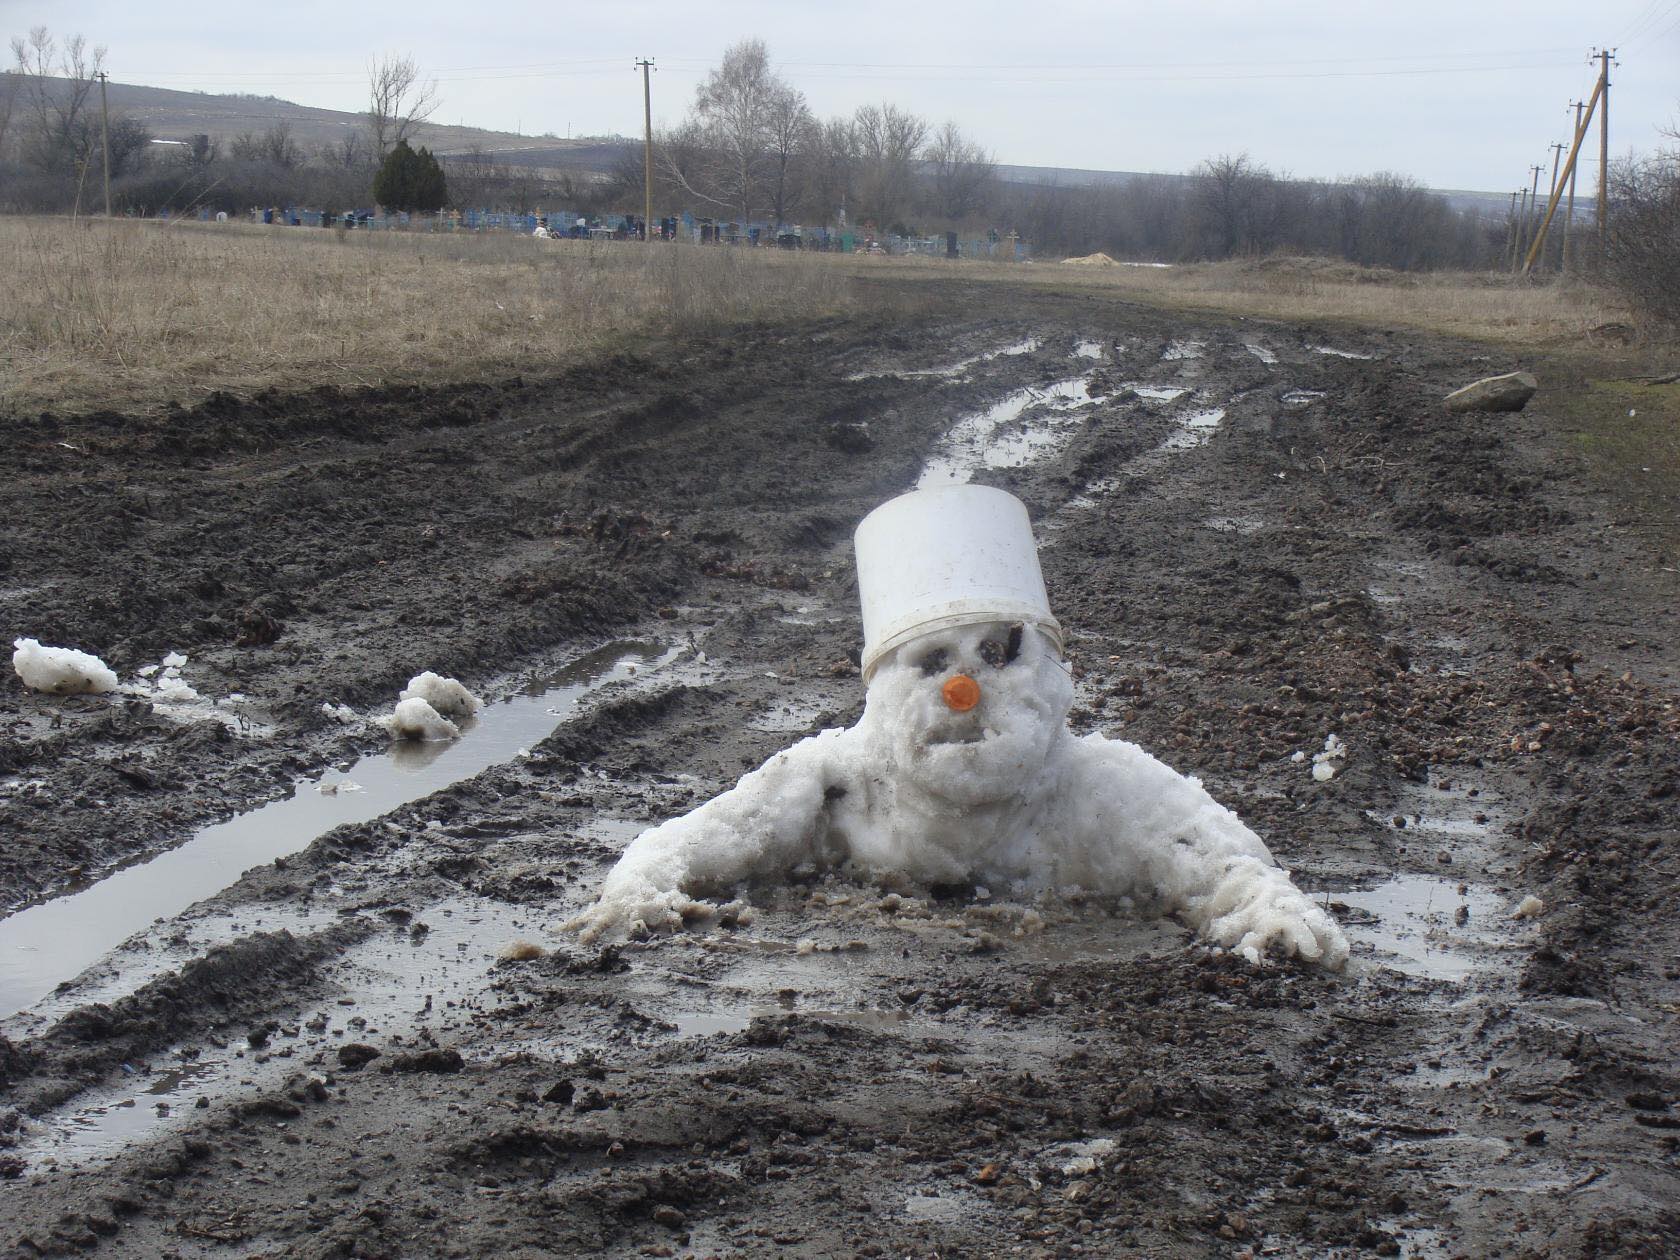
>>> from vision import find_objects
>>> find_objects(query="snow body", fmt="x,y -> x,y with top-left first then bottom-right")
571,622 -> 1348,967
399,671 -> 482,718
381,696 -> 460,741
11,638 -> 118,695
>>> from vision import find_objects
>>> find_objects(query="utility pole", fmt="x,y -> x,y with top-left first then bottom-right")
1563,100 -> 1584,271
97,70 -> 111,218
1523,164 -> 1543,263
635,58 -> 655,242
1512,189 -> 1525,272
1513,186 -> 1529,269
1542,142 -> 1565,272
1522,67 -> 1605,275
1596,48 -> 1613,248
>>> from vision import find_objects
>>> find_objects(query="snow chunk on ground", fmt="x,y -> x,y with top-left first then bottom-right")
12,638 -> 118,694
1311,733 -> 1346,781
380,697 -> 460,741
399,671 -> 482,718
321,702 -> 359,725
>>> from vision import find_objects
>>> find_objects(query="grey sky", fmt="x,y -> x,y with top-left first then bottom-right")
7,0 -> 1678,191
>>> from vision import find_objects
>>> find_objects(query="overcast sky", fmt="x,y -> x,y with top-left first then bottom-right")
6,0 -> 1678,191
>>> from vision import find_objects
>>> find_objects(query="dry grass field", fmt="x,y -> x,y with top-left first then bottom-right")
0,216 -> 860,414
0,214 -> 1651,416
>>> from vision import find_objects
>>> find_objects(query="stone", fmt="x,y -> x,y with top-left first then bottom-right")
1444,372 -> 1538,413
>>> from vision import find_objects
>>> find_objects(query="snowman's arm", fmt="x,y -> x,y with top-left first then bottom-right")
1069,735 -> 1348,968
566,729 -> 842,942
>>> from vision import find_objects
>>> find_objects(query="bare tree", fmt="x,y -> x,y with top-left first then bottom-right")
367,53 -> 438,157
658,39 -> 797,225
800,116 -> 856,224
0,67 -> 20,161
9,26 -> 105,183
763,82 -> 813,226
852,102 -> 928,231
925,121 -> 995,222
1604,140 -> 1680,324
1188,153 -> 1286,258
230,121 -> 301,169
320,131 -> 370,171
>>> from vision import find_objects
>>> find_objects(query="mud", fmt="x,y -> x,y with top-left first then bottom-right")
2,285 -> 1677,1257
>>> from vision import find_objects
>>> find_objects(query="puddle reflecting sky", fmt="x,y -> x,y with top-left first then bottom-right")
0,643 -> 671,1020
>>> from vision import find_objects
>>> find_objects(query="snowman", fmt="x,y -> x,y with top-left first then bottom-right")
569,485 -> 1348,968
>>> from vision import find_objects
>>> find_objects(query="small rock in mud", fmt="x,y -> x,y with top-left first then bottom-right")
337,1043 -> 381,1070
543,1080 -> 574,1105
383,1048 -> 464,1074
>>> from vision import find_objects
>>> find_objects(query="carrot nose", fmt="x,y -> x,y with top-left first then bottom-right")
942,674 -> 981,712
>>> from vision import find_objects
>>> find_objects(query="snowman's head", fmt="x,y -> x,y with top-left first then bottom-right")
858,619 -> 1072,806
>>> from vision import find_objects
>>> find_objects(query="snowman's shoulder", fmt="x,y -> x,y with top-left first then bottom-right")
1068,730 -> 1170,773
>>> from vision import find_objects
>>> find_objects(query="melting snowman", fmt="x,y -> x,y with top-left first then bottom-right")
570,485 -> 1347,967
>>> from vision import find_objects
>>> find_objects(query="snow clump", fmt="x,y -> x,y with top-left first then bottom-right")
399,671 -> 482,718
12,638 -> 118,694
1311,733 -> 1346,782
380,696 -> 460,741
321,702 -> 359,725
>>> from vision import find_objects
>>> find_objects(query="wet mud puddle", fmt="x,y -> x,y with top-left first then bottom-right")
0,642 -> 675,1020
1339,778 -> 1527,981
916,377 -> 1097,488
12,890 -> 584,1170
846,336 -> 1040,381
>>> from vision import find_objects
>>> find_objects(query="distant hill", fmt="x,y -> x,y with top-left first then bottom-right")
62,77 -> 629,175
32,78 -> 1510,214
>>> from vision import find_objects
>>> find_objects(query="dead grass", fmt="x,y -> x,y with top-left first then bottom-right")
0,215 -> 1653,415
0,216 -> 858,414
867,251 -> 1639,349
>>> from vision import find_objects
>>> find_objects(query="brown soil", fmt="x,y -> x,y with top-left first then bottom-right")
1,284 -> 1676,1258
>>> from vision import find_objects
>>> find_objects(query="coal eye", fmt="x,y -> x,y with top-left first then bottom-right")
979,626 -> 1024,669
917,647 -> 949,677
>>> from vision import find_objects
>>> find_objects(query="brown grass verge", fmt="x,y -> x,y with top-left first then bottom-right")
881,251 -> 1642,350
0,215 -> 1657,416
0,216 -> 859,415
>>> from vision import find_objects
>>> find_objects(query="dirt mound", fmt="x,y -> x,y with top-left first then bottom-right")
1061,252 -> 1119,266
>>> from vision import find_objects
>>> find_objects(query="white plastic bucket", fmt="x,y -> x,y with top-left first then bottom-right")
853,485 -> 1063,680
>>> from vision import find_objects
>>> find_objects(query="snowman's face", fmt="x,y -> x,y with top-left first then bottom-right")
859,620 -> 1072,806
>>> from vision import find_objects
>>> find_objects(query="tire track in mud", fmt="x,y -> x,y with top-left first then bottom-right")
2,300 -> 1677,1256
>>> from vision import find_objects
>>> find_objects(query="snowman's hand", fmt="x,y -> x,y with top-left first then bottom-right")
564,882 -> 712,945
1199,859 -> 1349,969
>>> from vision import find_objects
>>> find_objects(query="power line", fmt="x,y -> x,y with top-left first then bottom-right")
1620,0 -> 1680,43
764,61 -> 1583,85
1615,0 -> 1673,43
1629,1 -> 1680,45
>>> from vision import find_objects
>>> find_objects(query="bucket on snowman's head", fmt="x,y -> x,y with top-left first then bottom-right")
853,485 -> 1064,681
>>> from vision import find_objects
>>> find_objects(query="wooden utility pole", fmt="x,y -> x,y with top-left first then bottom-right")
97,70 -> 111,218
1523,68 -> 1605,274
635,58 -> 655,242
1523,165 -> 1543,261
1563,100 -> 1584,271
1512,189 -> 1525,272
1596,48 -> 1612,247
1542,142 -> 1565,271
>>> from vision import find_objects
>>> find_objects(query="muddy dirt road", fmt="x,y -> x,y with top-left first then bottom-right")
2,283 -> 1677,1258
